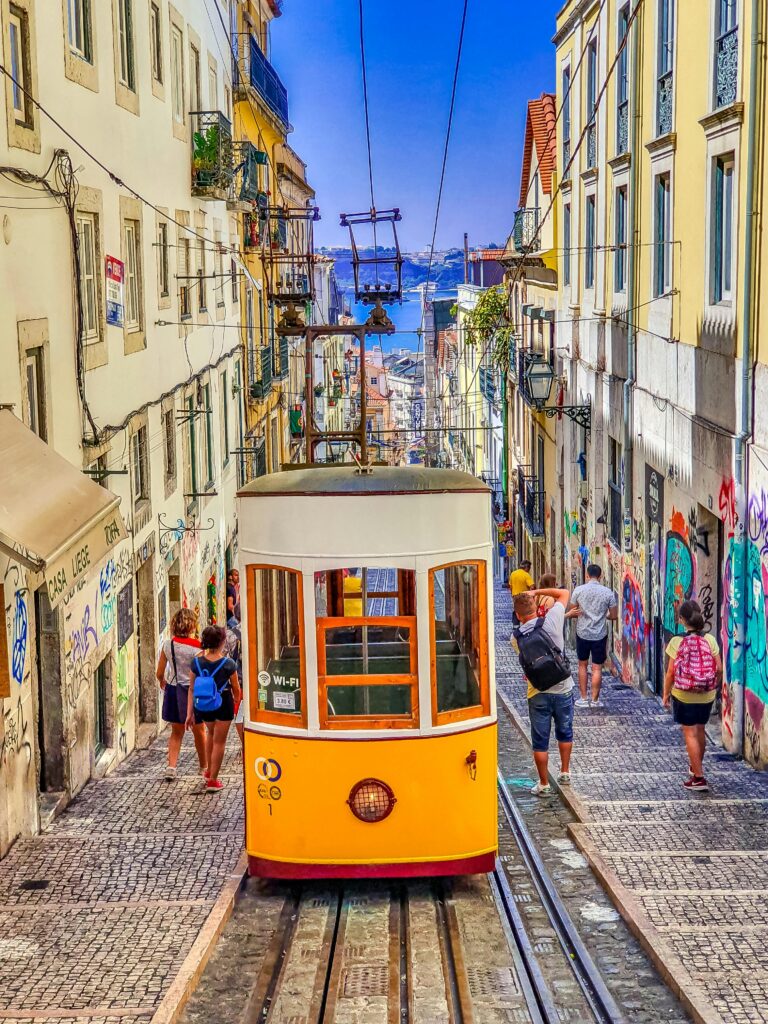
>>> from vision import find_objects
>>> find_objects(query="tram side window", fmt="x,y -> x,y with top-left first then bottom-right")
247,567 -> 304,723
315,567 -> 418,727
430,562 -> 489,722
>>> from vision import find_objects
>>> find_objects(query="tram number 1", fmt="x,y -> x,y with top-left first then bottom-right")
257,783 -> 282,815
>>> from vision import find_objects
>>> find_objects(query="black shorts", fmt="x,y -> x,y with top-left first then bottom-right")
196,689 -> 235,723
575,635 -> 608,665
162,685 -> 202,726
671,696 -> 714,726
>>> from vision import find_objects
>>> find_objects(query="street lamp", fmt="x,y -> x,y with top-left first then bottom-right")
524,354 -> 555,407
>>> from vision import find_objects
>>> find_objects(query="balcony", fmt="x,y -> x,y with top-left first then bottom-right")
616,99 -> 629,154
657,71 -> 674,136
512,208 -> 540,253
243,211 -> 263,249
586,122 -> 597,169
249,346 -> 273,401
234,33 -> 290,130
518,466 -> 545,539
228,142 -> 268,211
562,137 -> 571,177
715,26 -> 738,109
191,111 -> 233,202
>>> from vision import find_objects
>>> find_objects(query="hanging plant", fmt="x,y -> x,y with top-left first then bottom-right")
463,286 -> 513,368
313,384 -> 325,397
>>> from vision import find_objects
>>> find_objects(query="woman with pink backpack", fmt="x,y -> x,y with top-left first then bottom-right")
663,600 -> 722,792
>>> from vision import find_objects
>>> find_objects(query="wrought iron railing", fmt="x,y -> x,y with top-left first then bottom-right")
250,345 -> 273,400
234,33 -> 289,129
512,208 -> 540,253
243,211 -> 263,249
715,26 -> 738,109
616,100 -> 629,154
231,141 -> 267,204
656,71 -> 674,135
517,466 -> 545,538
562,137 -> 571,177
586,122 -> 597,168
190,111 -> 233,200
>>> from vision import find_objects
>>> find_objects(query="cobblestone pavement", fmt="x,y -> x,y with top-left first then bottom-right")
0,730 -> 244,1023
494,581 -> 768,1024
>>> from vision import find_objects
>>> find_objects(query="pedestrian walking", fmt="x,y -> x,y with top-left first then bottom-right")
513,586 -> 574,796
663,599 -> 722,792
567,564 -> 618,708
226,568 -> 239,618
187,625 -> 241,792
155,609 -> 208,781
509,560 -> 534,624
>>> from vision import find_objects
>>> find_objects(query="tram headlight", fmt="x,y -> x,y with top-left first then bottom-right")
347,778 -> 396,823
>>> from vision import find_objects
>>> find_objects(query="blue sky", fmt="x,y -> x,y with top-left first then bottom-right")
270,0 -> 562,253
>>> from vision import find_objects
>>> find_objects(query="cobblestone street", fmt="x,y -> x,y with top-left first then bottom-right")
0,736 -> 244,1023
494,582 -> 768,1024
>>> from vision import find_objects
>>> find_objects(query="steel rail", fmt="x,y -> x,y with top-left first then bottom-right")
496,772 -> 626,1024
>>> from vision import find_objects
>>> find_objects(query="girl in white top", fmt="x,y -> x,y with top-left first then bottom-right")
155,608 -> 208,781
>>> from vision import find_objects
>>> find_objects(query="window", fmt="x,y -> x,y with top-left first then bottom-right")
429,562 -> 489,725
313,568 -> 418,729
185,395 -> 198,499
270,415 -> 279,473
247,566 -> 305,725
163,407 -> 176,482
585,194 -> 596,289
8,6 -> 30,124
170,24 -> 184,123
93,659 -> 108,757
215,238 -> 224,306
617,4 -> 630,153
657,0 -> 674,135
179,237 -> 191,318
190,44 -> 201,131
586,39 -> 598,167
158,222 -> 169,297
615,186 -> 628,293
224,84 -> 231,122
220,370 -> 230,465
563,202 -> 571,287
68,0 -> 92,61
208,65 -> 217,109
131,423 -> 149,505
715,0 -> 738,109
562,65 -> 571,171
608,438 -> 622,547
25,348 -> 46,440
202,383 -> 214,486
123,220 -> 141,329
245,285 -> 255,372
712,155 -> 734,303
654,172 -> 672,296
117,0 -> 135,90
197,238 -> 207,311
149,2 -> 162,83
77,213 -> 99,339
230,256 -> 239,304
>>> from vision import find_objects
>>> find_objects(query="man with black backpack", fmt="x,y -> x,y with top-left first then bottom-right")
513,585 -> 574,796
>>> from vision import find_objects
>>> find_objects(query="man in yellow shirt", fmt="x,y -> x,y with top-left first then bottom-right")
509,561 -> 534,624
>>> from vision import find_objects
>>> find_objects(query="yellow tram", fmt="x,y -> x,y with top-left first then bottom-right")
237,464 -> 497,878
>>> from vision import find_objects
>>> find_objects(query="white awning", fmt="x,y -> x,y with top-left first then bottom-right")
0,411 -> 128,608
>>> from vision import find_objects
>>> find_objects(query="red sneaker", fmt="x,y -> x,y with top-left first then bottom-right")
683,776 -> 709,792
201,768 -> 210,779
205,779 -> 223,792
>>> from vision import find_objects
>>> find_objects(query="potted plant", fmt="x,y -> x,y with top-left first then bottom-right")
313,384 -> 324,398
192,124 -> 221,186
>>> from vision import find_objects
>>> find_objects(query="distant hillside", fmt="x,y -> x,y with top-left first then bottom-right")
318,247 -> 467,294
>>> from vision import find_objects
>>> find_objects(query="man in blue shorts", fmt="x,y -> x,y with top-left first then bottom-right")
568,565 -> 618,708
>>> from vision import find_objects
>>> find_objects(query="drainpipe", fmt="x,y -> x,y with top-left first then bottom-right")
734,0 -> 763,755
622,0 -> 642,537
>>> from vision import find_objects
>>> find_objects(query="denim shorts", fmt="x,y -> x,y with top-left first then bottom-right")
528,691 -> 575,752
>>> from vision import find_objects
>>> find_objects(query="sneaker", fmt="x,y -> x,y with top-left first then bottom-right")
590,699 -> 605,709
683,776 -> 709,792
558,771 -> 571,785
205,779 -> 224,792
532,782 -> 552,796
164,766 -> 177,781
201,768 -> 211,779
574,697 -> 591,709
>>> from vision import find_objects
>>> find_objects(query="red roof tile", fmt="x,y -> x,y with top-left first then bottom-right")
519,93 -> 557,208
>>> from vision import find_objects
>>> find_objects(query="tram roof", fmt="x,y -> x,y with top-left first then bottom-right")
238,465 -> 490,498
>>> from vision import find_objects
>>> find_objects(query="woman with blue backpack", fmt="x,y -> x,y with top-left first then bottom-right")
186,625 -> 241,793
663,599 -> 722,792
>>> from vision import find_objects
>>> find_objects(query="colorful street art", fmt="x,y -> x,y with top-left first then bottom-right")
663,509 -> 694,638
622,572 -> 646,682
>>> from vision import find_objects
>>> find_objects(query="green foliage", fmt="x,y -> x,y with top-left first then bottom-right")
463,286 -> 512,367
449,303 -> 458,318
192,124 -> 220,171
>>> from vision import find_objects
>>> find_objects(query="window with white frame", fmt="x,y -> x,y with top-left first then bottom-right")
68,0 -> 92,62
585,194 -> 596,289
208,65 -> 217,109
231,256 -> 239,304
25,348 -> 46,440
150,2 -> 162,84
656,0 -> 675,136
714,0 -> 738,109
246,285 -> 255,379
214,236 -> 224,306
563,202 -> 571,287
653,172 -> 672,296
711,154 -> 734,303
586,39 -> 598,168
123,219 -> 141,330
163,406 -> 176,483
616,3 -> 630,154
170,24 -> 184,123
179,236 -> 191,318
117,0 -> 135,90
562,64 -> 571,172
220,369 -> 230,465
197,238 -> 207,311
131,423 -> 150,505
201,383 -> 214,487
190,45 -> 201,132
158,221 -> 170,297
77,212 -> 99,339
185,394 -> 198,500
615,186 -> 628,293
8,6 -> 30,124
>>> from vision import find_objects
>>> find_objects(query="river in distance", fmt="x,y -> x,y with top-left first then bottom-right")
349,288 -> 457,355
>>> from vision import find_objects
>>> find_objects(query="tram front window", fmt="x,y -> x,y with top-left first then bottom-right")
430,562 -> 489,724
315,568 -> 417,728
247,566 -> 305,725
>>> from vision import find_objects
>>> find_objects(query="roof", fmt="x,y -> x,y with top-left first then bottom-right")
519,93 -> 557,208
0,411 -> 127,608
468,249 -> 508,262
238,465 -> 490,497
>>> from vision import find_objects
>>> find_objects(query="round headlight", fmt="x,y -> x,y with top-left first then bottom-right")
347,778 -> 396,823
